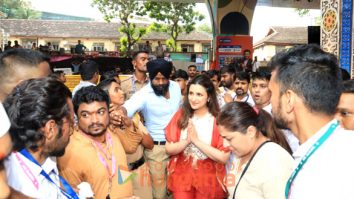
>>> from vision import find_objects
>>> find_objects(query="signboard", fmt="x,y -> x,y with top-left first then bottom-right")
214,35 -> 253,69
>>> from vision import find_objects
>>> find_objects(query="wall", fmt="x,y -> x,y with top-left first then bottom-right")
254,44 -> 295,61
254,45 -> 276,61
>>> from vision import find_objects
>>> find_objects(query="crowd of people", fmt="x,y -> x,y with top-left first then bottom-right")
0,40 -> 87,56
0,44 -> 353,199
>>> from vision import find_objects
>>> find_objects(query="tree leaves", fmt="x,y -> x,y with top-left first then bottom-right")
92,0 -> 148,57
0,0 -> 40,19
142,2 -> 204,52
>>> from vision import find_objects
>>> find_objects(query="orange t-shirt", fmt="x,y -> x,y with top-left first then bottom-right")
58,129 -> 133,199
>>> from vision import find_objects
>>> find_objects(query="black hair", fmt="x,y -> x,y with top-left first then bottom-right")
0,48 -> 50,84
100,70 -> 119,82
218,102 -> 292,154
206,69 -> 221,81
79,60 -> 99,81
73,86 -> 110,115
3,78 -> 71,151
270,44 -> 341,115
251,71 -> 271,82
132,50 -> 149,60
97,77 -> 119,104
342,79 -> 354,93
235,71 -> 250,83
50,70 -> 64,79
220,64 -> 236,75
188,65 -> 197,69
178,74 -> 219,129
340,68 -> 351,81
174,69 -> 189,80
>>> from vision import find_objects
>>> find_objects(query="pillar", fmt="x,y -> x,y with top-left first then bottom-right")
321,0 -> 353,77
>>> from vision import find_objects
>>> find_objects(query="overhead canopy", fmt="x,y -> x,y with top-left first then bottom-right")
150,0 -> 320,9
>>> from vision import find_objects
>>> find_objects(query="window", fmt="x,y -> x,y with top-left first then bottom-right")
181,44 -> 194,52
114,42 -> 120,51
202,43 -> 211,52
93,43 -> 105,52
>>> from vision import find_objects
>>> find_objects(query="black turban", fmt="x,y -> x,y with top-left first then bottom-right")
147,59 -> 172,80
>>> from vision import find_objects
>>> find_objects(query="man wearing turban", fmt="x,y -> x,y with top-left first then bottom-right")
123,59 -> 182,199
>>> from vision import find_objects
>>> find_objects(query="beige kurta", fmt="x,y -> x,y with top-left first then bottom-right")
226,142 -> 294,199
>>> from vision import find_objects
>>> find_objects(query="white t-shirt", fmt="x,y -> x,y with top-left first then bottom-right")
289,119 -> 354,199
0,102 -> 10,137
72,81 -> 96,98
252,61 -> 260,72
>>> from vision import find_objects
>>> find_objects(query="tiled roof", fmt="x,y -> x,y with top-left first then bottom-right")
0,19 -> 212,41
254,26 -> 308,48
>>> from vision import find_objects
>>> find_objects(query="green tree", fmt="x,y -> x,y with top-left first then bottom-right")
294,9 -> 310,17
198,23 -> 212,34
0,0 -> 40,19
143,2 -> 204,52
92,0 -> 147,57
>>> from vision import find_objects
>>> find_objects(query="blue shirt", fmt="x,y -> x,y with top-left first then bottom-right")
124,81 -> 182,141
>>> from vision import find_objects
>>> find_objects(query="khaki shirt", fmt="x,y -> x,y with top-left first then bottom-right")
120,74 -> 149,100
58,129 -> 133,199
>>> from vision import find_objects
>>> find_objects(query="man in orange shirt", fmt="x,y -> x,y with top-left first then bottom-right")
58,86 -> 135,199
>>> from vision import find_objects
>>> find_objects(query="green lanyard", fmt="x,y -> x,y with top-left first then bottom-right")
285,120 -> 339,199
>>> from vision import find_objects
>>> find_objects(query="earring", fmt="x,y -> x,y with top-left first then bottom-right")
207,98 -> 210,103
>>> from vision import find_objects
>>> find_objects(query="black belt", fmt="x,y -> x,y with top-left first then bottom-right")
128,156 -> 145,171
153,141 -> 166,145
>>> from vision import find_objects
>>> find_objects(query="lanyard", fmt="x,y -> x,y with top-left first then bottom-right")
18,149 -> 79,199
285,121 -> 339,199
80,131 -> 116,194
233,93 -> 249,102
233,140 -> 271,199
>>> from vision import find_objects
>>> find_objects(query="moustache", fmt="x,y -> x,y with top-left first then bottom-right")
236,88 -> 245,94
88,123 -> 104,129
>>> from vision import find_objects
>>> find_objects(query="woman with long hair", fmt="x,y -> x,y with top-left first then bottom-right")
165,74 -> 229,199
218,102 -> 294,199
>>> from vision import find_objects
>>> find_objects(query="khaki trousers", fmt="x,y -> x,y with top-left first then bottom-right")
144,145 -> 169,199
131,162 -> 153,199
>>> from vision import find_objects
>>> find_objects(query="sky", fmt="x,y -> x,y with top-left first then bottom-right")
30,0 -> 321,42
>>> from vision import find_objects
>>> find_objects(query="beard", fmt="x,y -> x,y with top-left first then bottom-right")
236,88 -> 245,95
49,147 -> 66,157
78,122 -> 108,140
273,103 -> 290,130
151,82 -> 169,96
87,123 -> 107,137
221,80 -> 233,89
49,125 -> 67,157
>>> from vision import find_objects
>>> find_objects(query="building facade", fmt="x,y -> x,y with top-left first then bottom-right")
253,26 -> 308,61
0,19 -> 211,54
